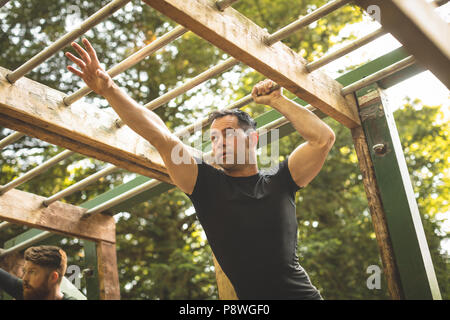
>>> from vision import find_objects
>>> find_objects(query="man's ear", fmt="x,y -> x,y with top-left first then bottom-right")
250,131 -> 259,147
49,271 -> 60,284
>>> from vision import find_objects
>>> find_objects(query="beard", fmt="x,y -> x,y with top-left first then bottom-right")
23,282 -> 51,300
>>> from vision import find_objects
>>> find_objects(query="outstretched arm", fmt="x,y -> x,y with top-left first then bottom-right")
252,79 -> 335,188
65,39 -> 198,194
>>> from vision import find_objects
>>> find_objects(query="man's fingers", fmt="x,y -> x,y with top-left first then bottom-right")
255,86 -> 268,96
71,42 -> 91,64
262,80 -> 274,92
65,52 -> 86,69
82,38 -> 98,61
67,65 -> 84,78
253,80 -> 272,96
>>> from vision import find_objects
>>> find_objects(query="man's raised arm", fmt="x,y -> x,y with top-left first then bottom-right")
65,38 -> 198,195
252,79 -> 336,188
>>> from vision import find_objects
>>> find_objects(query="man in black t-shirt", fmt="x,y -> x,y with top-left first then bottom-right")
188,154 -> 323,299
0,245 -> 76,300
65,39 -> 336,299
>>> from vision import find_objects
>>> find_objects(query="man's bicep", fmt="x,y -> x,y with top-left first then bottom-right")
288,141 -> 332,188
157,139 -> 199,195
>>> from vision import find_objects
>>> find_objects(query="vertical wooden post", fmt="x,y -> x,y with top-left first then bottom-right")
351,84 -> 441,299
212,253 -> 238,300
96,241 -> 120,300
84,239 -> 120,300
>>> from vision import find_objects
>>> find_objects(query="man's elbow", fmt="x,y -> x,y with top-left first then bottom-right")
313,130 -> 335,149
327,130 -> 336,148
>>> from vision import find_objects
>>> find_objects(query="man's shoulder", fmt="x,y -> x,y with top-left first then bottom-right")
259,158 -> 288,177
261,157 -> 301,192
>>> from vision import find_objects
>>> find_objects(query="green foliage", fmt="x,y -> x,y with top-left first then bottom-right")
0,0 -> 447,300
115,190 -> 217,299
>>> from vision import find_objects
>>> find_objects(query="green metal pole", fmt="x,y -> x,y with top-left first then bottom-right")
355,83 -> 441,300
83,240 -> 100,300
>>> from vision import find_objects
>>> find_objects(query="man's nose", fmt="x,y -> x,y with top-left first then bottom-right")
212,135 -> 223,147
219,139 -> 228,152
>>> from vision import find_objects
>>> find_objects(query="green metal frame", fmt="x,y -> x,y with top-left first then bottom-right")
1,46 -> 431,299
3,229 -> 48,248
355,83 -> 441,299
83,240 -> 100,300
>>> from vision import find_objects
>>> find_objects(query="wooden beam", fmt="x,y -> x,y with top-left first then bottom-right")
355,0 -> 450,89
0,188 -> 116,243
0,66 -> 171,184
96,241 -> 121,300
143,0 -> 360,128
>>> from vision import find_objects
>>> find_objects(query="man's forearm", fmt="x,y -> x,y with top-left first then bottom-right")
270,96 -> 335,147
102,83 -> 174,150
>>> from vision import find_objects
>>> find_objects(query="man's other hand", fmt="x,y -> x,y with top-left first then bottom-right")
251,79 -> 283,106
65,38 -> 114,96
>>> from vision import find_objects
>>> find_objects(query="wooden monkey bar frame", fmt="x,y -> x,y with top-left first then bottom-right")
1,0 -> 356,221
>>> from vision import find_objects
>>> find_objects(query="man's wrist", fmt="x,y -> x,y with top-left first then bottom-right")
101,82 -> 119,99
268,95 -> 287,109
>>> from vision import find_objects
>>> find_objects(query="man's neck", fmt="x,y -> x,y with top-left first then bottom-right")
45,288 -> 64,300
223,163 -> 259,177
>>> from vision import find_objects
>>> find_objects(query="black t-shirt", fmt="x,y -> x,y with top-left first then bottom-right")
186,157 -> 322,300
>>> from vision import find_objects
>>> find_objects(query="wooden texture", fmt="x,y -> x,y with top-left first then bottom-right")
212,253 -> 238,300
355,0 -> 450,88
0,188 -> 116,243
143,0 -> 360,128
351,125 -> 404,299
0,66 -> 171,184
96,241 -> 121,300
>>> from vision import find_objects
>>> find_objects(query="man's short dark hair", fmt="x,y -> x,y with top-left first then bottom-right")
24,246 -> 67,283
208,109 -> 257,132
